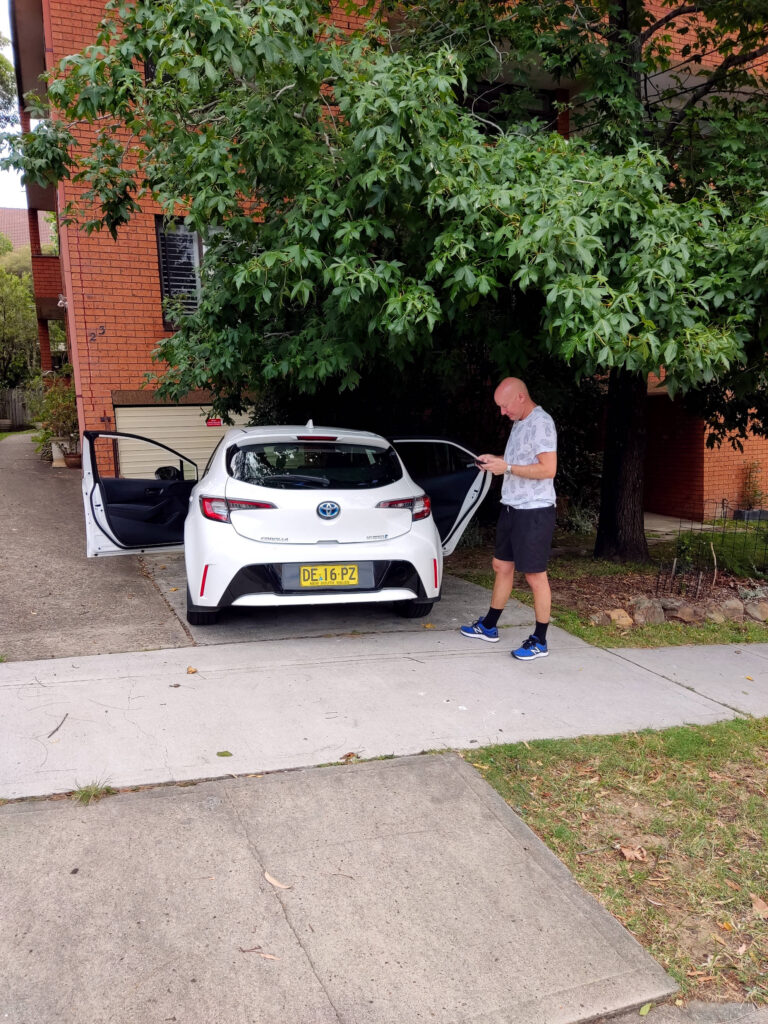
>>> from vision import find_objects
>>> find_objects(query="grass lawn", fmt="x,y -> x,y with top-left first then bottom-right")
464,718 -> 768,1004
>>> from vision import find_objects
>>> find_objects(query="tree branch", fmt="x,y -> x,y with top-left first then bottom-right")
639,5 -> 703,47
662,42 -> 768,142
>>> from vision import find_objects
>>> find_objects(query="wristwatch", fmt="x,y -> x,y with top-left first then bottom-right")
504,463 -> 512,476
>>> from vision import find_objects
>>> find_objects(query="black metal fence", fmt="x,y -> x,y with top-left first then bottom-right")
655,500 -> 768,595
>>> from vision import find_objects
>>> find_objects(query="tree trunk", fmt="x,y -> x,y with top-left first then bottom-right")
593,368 -> 650,562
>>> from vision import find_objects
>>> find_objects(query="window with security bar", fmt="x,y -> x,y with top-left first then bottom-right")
155,217 -> 202,328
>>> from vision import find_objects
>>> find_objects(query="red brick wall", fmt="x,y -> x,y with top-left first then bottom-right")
31,254 -> 62,298
704,433 -> 768,515
644,396 -> 705,519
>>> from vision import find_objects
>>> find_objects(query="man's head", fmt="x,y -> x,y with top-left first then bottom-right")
494,377 -> 533,421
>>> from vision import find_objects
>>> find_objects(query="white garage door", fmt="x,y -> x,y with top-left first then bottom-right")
114,405 -> 251,477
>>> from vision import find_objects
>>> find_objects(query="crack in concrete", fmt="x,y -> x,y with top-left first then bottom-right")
604,648 -> 756,719
221,786 -> 344,1024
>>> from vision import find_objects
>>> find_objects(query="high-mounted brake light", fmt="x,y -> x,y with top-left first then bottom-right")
200,496 -> 276,523
376,495 -> 432,521
296,435 -> 337,441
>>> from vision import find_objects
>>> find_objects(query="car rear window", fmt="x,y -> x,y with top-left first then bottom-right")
227,442 -> 403,489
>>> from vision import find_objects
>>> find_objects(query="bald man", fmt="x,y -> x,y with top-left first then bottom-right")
461,377 -> 557,660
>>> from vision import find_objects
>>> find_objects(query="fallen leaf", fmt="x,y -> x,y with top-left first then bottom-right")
745,675 -> 754,680
239,946 -> 280,959
717,921 -> 733,931
737,943 -> 747,955
639,1003 -> 652,1017
340,752 -> 358,763
264,871 -> 292,890
169,587 -> 178,592
422,622 -> 435,629
724,879 -> 741,892
645,896 -> 664,907
216,750 -> 233,757
169,683 -> 181,688
471,762 -> 490,770
750,893 -> 768,918
618,845 -> 647,862
187,666 -> 197,674
711,933 -> 727,946
675,1000 -> 684,1007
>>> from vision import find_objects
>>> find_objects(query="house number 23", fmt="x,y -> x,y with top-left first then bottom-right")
88,325 -> 107,343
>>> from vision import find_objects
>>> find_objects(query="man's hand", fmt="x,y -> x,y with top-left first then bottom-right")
475,455 -> 507,475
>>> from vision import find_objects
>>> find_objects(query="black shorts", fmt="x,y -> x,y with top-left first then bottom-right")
494,505 -> 556,574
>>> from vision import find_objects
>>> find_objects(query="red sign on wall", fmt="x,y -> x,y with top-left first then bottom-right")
206,418 -> 222,427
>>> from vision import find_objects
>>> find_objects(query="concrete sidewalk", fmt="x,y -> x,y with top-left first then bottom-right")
3,631 -> 768,800
1,755 -> 678,1024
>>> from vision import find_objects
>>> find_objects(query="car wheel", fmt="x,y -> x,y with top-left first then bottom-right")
186,587 -> 220,626
395,599 -> 434,619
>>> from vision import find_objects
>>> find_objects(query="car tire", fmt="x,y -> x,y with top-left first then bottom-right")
186,587 -> 220,626
395,599 -> 434,619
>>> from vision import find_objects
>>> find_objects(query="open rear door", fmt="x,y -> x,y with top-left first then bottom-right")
391,437 -> 492,556
82,431 -> 198,556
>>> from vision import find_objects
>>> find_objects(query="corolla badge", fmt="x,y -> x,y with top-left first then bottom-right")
317,501 -> 341,520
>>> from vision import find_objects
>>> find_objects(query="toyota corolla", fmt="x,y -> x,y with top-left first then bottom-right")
81,423 -> 490,625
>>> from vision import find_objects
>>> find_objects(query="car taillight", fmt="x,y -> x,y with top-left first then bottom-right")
200,496 -> 276,523
376,495 -> 431,521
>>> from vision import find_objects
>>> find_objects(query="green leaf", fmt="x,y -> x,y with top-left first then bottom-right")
639,1004 -> 652,1017
216,750 -> 233,757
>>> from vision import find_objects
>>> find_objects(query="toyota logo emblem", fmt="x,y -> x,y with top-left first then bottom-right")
317,501 -> 340,520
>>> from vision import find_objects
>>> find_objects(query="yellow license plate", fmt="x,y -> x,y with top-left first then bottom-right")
299,564 -> 359,587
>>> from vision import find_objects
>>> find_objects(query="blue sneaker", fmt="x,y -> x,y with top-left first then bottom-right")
460,618 -> 499,643
512,635 -> 549,660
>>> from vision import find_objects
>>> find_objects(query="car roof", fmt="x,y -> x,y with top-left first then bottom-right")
220,424 -> 391,448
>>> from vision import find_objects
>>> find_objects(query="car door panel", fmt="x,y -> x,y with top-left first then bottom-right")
390,437 -> 492,556
82,431 -> 197,556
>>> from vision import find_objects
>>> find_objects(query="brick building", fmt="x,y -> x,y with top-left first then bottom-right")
8,0 -> 767,517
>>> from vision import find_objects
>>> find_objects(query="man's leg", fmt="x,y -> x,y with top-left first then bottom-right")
460,558 -> 515,642
524,571 -> 551,625
491,558 -> 516,610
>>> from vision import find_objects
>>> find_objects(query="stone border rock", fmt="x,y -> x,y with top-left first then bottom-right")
589,595 -> 768,627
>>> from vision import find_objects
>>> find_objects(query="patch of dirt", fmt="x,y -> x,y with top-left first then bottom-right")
446,543 -> 750,619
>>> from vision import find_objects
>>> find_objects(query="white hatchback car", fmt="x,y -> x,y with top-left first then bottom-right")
81,424 -> 491,625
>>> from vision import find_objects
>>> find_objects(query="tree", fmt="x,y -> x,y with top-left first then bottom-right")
0,245 -> 32,277
377,0 -> 768,558
0,269 -> 38,387
2,0 -> 767,558
0,34 -> 17,129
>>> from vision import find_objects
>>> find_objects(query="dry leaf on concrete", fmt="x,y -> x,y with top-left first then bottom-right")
750,893 -> 768,918
187,666 -> 197,674
265,871 -> 292,890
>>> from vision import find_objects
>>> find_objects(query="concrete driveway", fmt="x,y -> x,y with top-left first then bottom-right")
0,433 -> 190,662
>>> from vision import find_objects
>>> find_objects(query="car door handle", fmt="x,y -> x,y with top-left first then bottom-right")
144,487 -> 163,496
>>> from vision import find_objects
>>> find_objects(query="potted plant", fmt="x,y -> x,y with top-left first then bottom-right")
40,376 -> 80,468
733,461 -> 768,521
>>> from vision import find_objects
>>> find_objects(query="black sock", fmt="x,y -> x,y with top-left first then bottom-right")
482,607 -> 502,630
534,621 -> 549,643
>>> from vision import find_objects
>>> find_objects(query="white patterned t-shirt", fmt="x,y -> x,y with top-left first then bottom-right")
501,406 -> 557,509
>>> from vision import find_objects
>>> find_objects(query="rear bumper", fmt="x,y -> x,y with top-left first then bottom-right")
220,560 -> 433,609
184,522 -> 443,608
